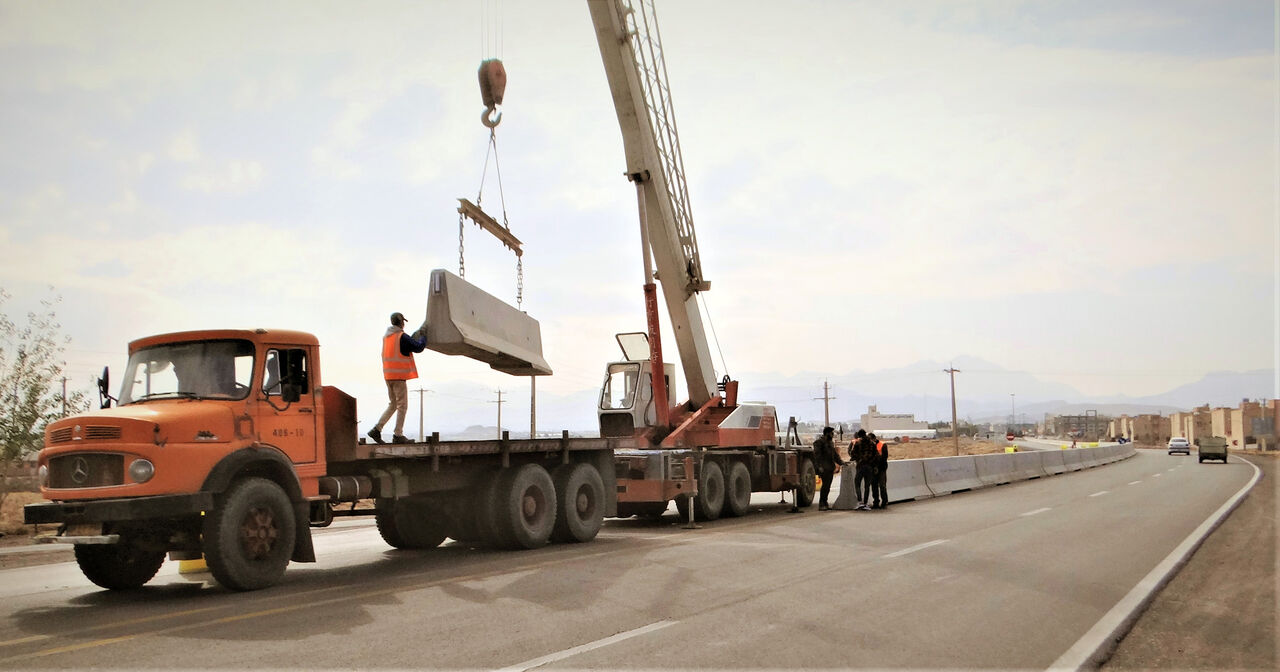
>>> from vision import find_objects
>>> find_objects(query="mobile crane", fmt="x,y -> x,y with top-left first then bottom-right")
589,0 -> 816,520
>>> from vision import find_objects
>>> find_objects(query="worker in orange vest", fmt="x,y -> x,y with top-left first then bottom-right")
367,312 -> 428,445
870,432 -> 889,509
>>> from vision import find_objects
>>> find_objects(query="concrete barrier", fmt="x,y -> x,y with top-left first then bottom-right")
1061,449 -> 1083,471
1079,447 -> 1103,468
833,467 -> 858,510
1041,449 -> 1067,475
887,459 -> 933,502
976,452 -> 1015,486
1011,451 -> 1047,480
920,456 -> 984,495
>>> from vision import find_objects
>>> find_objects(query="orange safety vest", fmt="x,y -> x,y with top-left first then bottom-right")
876,441 -> 885,455
382,330 -> 418,381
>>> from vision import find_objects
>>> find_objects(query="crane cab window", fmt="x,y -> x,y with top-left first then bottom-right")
263,348 -> 309,399
600,362 -> 641,410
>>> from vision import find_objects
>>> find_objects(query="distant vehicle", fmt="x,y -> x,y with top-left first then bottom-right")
1167,437 -> 1191,455
1197,436 -> 1228,463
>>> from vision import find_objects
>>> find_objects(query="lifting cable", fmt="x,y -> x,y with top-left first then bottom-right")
697,292 -> 731,382
457,0 -> 525,309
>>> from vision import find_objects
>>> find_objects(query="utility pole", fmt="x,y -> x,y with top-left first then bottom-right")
813,379 -> 835,428
491,389 -> 506,439
1010,393 -> 1016,433
943,367 -> 960,455
414,387 -> 430,441
61,376 -> 68,417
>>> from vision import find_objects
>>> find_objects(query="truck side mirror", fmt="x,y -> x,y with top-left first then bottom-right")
97,366 -> 113,409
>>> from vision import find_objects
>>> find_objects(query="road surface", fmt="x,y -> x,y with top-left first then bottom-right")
0,450 -> 1256,669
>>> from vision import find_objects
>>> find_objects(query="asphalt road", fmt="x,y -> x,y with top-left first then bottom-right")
0,450 -> 1256,669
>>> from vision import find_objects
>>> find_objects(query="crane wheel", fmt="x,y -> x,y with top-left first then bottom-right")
723,461 -> 752,517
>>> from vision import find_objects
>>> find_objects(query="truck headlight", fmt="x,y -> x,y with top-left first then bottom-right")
128,459 -> 155,484
38,464 -> 48,487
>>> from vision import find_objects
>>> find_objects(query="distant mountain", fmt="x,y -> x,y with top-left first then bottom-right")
1097,370 -> 1275,409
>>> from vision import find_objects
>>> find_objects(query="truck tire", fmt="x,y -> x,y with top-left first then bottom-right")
723,461 -> 752,517
551,463 -> 605,543
74,537 -> 165,590
795,457 -> 816,508
491,463 -> 557,550
203,477 -> 296,591
375,499 -> 448,550
694,460 -> 725,521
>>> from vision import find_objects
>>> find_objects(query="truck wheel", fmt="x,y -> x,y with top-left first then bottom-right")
551,463 -> 605,543
204,477 -> 296,591
491,464 -> 557,549
375,499 -> 448,550
795,457 -> 816,507
694,460 -> 725,521
723,461 -> 752,517
74,538 -> 165,590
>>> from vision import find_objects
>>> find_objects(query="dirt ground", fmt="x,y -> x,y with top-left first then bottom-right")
0,491 -> 41,540
806,436 -> 1012,461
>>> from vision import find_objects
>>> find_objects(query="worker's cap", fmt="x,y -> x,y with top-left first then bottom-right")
855,429 -> 867,438
823,426 -> 835,434
390,312 -> 406,326
868,432 -> 878,440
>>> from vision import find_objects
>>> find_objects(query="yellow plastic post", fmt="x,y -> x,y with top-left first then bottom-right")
1005,446 -> 1017,453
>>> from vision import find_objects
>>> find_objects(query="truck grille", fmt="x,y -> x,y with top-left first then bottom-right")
49,454 -> 124,488
47,426 -> 122,444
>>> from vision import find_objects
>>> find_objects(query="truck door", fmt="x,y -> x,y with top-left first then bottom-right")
259,347 -> 317,464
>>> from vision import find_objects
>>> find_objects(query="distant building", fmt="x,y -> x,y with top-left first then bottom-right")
860,405 -> 928,432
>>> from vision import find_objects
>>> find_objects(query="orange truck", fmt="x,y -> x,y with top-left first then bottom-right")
24,328 -> 623,591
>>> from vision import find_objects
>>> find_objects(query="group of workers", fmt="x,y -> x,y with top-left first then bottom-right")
811,426 -> 889,511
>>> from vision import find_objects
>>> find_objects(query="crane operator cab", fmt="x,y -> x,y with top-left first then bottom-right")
598,332 -> 674,438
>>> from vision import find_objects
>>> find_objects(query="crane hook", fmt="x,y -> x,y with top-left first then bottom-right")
481,106 -> 503,128
478,59 -> 507,129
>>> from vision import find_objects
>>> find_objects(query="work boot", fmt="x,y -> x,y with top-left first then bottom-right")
392,434 -> 411,444
367,428 -> 384,444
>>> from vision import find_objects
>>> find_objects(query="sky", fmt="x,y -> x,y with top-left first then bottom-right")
1,0 -> 1276,433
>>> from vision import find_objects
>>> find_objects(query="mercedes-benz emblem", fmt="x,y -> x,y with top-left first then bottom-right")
70,457 -> 90,485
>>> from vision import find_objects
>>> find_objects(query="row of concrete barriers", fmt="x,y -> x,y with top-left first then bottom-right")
882,443 -> 1137,503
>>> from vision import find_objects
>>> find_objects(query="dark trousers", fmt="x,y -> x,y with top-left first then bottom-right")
875,467 -> 888,506
816,467 -> 834,506
856,465 -> 874,504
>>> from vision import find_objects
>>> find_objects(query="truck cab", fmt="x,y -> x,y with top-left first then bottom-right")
26,329 -> 325,591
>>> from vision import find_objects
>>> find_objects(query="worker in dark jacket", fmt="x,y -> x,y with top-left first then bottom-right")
851,429 -> 875,510
870,432 -> 889,509
812,426 -> 843,511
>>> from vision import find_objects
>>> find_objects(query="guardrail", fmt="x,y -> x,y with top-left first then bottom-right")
887,442 -> 1137,504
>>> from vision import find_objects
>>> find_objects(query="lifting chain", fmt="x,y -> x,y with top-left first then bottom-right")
457,211 -> 466,279
516,257 -> 523,309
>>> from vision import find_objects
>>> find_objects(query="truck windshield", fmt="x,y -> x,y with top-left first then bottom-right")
600,362 -> 640,410
119,340 -> 255,404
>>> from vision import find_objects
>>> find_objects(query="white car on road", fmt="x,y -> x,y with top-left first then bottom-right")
1167,437 -> 1191,455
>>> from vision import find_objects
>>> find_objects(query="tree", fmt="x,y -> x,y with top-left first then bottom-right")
0,288 -> 87,508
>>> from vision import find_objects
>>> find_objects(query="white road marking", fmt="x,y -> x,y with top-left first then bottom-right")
1020,507 -> 1052,517
1089,491 -> 1109,498
1153,473 -> 1162,478
1128,480 -> 1142,485
883,539 -> 949,559
494,620 -> 678,672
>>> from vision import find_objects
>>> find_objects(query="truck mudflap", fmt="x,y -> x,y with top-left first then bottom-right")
24,492 -> 215,525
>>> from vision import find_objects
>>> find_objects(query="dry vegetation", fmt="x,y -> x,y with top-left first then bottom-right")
0,491 -> 42,541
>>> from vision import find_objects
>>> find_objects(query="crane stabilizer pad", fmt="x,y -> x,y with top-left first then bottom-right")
424,269 -> 552,376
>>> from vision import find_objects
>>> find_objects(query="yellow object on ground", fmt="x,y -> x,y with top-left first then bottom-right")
1005,446 -> 1017,453
179,557 -> 208,574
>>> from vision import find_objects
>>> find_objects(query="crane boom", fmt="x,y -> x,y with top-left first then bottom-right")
588,0 -> 717,407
